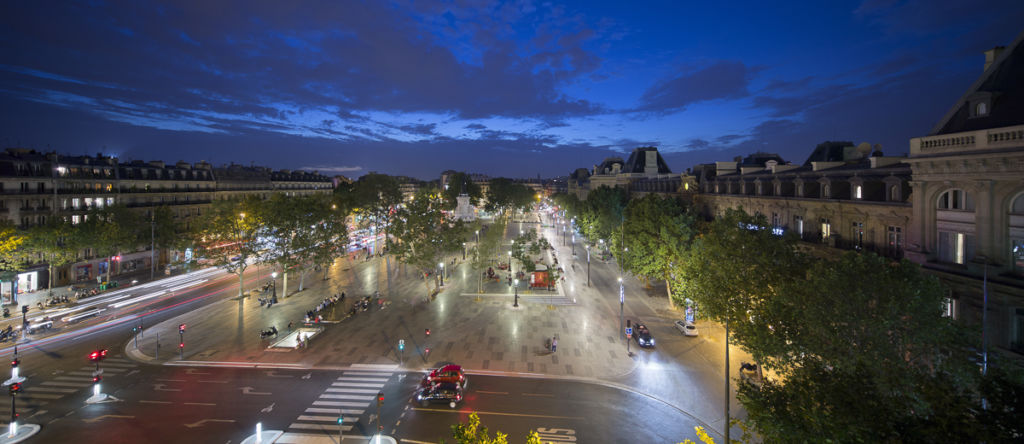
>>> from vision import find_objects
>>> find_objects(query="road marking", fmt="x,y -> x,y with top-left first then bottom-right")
312,401 -> 366,407
153,384 -> 181,392
197,380 -> 228,384
305,408 -> 363,415
522,393 -> 554,397
296,415 -> 343,422
184,368 -> 210,375
476,390 -> 509,395
184,402 -> 217,406
340,371 -> 392,377
288,423 -> 352,432
184,419 -> 235,428
23,393 -> 64,399
67,371 -> 94,376
83,414 -> 135,423
261,403 -> 275,413
30,387 -> 77,393
139,400 -> 172,404
240,386 -> 271,395
124,369 -> 140,376
54,376 -> 89,382
334,377 -> 389,383
41,381 -> 90,388
265,370 -> 293,378
301,373 -> 312,379
318,394 -> 373,401
328,382 -> 385,388
156,378 -> 186,382
413,408 -> 582,420
324,388 -> 379,394
99,362 -> 137,369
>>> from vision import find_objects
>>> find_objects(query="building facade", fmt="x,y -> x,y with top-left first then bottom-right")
0,150 -> 332,300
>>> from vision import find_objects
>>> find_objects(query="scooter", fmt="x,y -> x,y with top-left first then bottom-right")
2,308 -> 9,318
259,326 -> 278,339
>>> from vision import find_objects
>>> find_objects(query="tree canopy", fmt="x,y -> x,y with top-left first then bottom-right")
441,171 -> 483,210
388,189 -> 466,295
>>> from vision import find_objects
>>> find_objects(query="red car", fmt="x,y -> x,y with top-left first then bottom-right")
421,364 -> 467,388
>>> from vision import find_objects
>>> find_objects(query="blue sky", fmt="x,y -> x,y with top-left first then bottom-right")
2,0 -> 1022,179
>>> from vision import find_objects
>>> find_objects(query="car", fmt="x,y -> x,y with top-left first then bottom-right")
674,320 -> 698,337
633,323 -> 655,348
416,382 -> 463,408
421,364 -> 468,388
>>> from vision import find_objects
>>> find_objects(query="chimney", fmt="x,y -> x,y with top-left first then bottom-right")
984,46 -> 1005,71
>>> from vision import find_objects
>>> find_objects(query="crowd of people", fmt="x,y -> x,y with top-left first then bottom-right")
304,292 -> 343,323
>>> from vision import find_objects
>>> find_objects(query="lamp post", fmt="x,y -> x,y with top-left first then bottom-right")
271,271 -> 278,303
475,230 -> 479,243
513,278 -> 519,307
438,262 -> 444,287
462,242 -> 466,261
618,277 -> 624,339
586,245 -> 590,287
572,234 -> 575,256
507,251 -> 513,284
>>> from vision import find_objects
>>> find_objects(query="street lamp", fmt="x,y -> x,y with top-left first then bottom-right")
586,245 -> 591,287
507,251 -> 513,284
572,234 -> 575,256
271,271 -> 278,302
463,242 -> 466,260
439,262 -> 444,287
618,277 -> 624,339
513,278 -> 519,307
475,230 -> 479,243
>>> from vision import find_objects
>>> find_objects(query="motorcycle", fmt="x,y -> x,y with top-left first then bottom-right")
259,326 -> 278,339
2,308 -> 9,318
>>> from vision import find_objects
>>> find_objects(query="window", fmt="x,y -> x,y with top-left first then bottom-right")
938,231 -> 973,264
976,102 -> 987,116
938,189 -> 974,211
772,212 -> 780,227
797,183 -> 804,197
851,222 -> 864,250
71,215 -> 81,225
887,226 -> 903,258
889,185 -> 899,202
823,184 -> 831,199
106,197 -> 114,206
942,297 -> 957,319
820,218 -> 831,240
854,185 -> 862,199
72,198 -> 81,209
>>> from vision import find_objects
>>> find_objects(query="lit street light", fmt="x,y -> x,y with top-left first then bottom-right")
438,262 -> 444,287
462,242 -> 466,260
271,271 -> 278,303
513,278 -> 519,307
618,277 -> 624,339
586,245 -> 591,287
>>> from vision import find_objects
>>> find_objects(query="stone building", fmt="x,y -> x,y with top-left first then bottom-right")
0,149 -> 331,300
904,32 -> 1024,354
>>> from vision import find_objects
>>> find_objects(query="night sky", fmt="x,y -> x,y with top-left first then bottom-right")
2,1 -> 1023,180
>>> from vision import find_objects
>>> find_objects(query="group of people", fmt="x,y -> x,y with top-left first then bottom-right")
304,292 -> 343,323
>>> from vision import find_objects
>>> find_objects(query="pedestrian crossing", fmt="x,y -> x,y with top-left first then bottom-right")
283,363 -> 397,437
0,355 -> 139,416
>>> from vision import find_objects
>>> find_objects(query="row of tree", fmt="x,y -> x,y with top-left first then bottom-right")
550,190 -> 1023,442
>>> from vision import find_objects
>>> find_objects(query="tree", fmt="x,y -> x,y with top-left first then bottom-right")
19,219 -> 81,293
468,218 -> 506,293
614,194 -> 696,307
78,205 -> 143,282
193,197 -> 264,298
349,173 -> 402,254
388,189 -> 466,297
446,412 -> 543,444
577,185 -> 629,242
0,221 -> 26,272
441,171 -> 483,210
307,195 -> 348,280
261,194 -> 317,295
485,178 -> 533,216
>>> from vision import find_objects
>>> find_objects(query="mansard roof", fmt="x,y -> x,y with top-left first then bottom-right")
623,147 -> 672,174
931,30 -> 1024,135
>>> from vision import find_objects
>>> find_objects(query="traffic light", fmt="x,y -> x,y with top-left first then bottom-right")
398,339 -> 404,351
88,349 -> 108,362
11,358 -> 19,368
179,342 -> 184,349
21,305 -> 28,314
376,391 -> 384,407
9,382 -> 21,395
179,324 -> 186,334
92,375 -> 102,383
424,328 -> 430,336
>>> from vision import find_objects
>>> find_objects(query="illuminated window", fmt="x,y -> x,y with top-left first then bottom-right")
976,102 -> 987,116
854,185 -> 862,199
820,218 -> 831,240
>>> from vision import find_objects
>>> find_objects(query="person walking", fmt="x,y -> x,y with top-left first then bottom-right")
551,336 -> 557,352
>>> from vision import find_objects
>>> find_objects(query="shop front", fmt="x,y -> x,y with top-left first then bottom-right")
1,269 -> 46,305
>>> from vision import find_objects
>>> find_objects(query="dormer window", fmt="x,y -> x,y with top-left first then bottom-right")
975,102 -> 987,116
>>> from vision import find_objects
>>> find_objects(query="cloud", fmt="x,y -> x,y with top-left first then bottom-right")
637,61 -> 759,112
298,165 -> 363,174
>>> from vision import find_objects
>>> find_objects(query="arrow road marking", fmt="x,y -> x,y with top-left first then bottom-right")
301,373 -> 312,380
83,414 -> 135,423
184,419 -> 236,428
124,369 -> 140,376
261,402 -> 275,413
265,370 -> 292,378
153,384 -> 181,392
240,386 -> 271,395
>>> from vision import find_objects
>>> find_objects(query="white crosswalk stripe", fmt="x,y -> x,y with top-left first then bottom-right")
41,381 -> 91,388
30,387 -> 78,393
287,368 -> 396,435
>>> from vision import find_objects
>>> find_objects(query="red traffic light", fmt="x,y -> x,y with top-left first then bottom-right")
179,343 -> 184,348
425,328 -> 430,336
89,349 -> 109,362
179,324 -> 186,333
92,375 -> 102,383
8,382 -> 22,394
11,359 -> 19,367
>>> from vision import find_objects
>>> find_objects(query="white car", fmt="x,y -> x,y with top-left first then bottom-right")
674,320 -> 698,337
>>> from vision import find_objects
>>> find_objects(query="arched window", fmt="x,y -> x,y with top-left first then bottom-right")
889,185 -> 899,201
823,184 -> 831,199
976,102 -> 988,116
937,189 -> 974,211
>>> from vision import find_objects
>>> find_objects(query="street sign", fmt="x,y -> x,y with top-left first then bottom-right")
625,327 -> 633,338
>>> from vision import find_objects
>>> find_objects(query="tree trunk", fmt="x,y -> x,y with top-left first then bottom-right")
298,267 -> 306,291
665,276 -> 675,309
283,271 -> 289,297
238,271 -> 245,298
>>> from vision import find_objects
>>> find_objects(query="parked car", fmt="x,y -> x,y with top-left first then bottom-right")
633,323 -> 655,348
421,364 -> 468,388
416,382 -> 463,408
674,320 -> 698,337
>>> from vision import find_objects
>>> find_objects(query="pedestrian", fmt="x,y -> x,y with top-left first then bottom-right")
287,321 -> 293,331
551,336 -> 557,352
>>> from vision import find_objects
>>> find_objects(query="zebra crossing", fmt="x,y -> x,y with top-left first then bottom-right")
281,363 -> 397,438
0,355 -> 138,415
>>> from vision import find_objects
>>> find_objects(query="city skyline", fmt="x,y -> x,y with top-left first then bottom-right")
2,1 -> 1023,180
